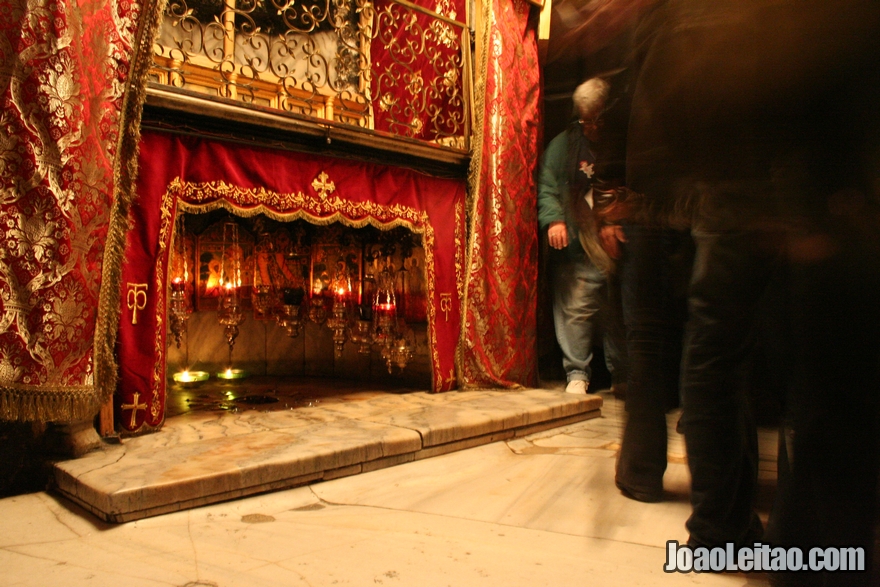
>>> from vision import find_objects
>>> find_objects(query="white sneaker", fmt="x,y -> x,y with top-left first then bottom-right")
565,380 -> 588,394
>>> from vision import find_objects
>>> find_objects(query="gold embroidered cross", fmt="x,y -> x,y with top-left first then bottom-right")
311,172 -> 336,199
121,392 -> 147,428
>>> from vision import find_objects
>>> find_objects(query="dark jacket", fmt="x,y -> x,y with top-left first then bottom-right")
625,0 -> 880,229
537,124 -> 596,261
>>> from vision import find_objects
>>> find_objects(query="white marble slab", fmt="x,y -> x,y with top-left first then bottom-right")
52,388 -> 600,523
316,439 -> 693,548
54,419 -> 422,522
319,389 -> 602,447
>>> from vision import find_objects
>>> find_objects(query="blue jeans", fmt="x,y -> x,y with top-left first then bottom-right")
549,254 -> 627,384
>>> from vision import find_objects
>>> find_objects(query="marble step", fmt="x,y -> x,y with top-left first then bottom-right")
52,388 -> 601,523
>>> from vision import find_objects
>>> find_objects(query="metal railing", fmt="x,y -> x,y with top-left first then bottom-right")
150,0 -> 471,151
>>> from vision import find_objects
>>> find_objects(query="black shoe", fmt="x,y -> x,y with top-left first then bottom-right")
615,478 -> 663,503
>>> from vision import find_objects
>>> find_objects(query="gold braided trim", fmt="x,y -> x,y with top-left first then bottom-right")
172,178 -> 432,226
457,0 -> 493,389
93,0 -> 166,412
466,0 -> 491,211
0,387 -> 100,423
450,193 -> 466,389
118,413 -> 164,438
454,195 -> 466,305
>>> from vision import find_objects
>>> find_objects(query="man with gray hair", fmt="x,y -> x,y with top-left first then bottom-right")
537,77 -> 627,395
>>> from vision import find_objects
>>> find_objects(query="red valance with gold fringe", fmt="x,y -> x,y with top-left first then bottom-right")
116,130 -> 466,434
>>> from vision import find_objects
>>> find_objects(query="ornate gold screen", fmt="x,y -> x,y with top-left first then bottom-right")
150,0 -> 471,148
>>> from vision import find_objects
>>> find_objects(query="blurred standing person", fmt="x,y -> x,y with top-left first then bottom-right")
538,78 -> 628,395
611,215 -> 692,503
586,4 -> 696,503
624,0 -> 880,582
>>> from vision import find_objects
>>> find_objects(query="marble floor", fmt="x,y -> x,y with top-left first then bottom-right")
52,380 -> 603,523
0,385 -> 780,587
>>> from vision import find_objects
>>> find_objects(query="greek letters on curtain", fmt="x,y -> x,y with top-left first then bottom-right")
0,0 -> 161,422
460,0 -> 541,388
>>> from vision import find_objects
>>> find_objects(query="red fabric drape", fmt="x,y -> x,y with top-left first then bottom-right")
0,0 -> 148,422
460,0 -> 541,388
117,130 -> 465,433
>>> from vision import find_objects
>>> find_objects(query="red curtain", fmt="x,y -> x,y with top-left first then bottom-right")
0,0 -> 156,422
116,130 -> 465,433
460,0 -> 541,388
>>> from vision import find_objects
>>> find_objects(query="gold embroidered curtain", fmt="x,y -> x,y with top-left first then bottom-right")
460,0 -> 541,388
0,0 -> 161,422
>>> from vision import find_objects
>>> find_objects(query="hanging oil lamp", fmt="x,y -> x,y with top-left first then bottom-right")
169,212 -> 191,348
252,223 -> 276,320
217,221 -> 245,377
326,272 -> 353,358
278,286 -> 305,338
371,257 -> 398,348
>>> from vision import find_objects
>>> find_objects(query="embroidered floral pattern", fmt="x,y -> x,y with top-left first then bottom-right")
0,0 -> 145,421
461,0 -> 540,388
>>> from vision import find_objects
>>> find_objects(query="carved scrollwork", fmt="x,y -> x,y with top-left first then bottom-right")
150,0 -> 468,147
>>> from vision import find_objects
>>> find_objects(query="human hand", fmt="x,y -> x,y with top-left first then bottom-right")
599,224 -> 626,259
548,222 -> 568,249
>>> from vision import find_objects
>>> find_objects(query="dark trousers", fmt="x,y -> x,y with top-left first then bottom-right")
616,224 -> 691,497
682,223 -> 880,583
680,228 -> 780,547
765,229 -> 880,586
